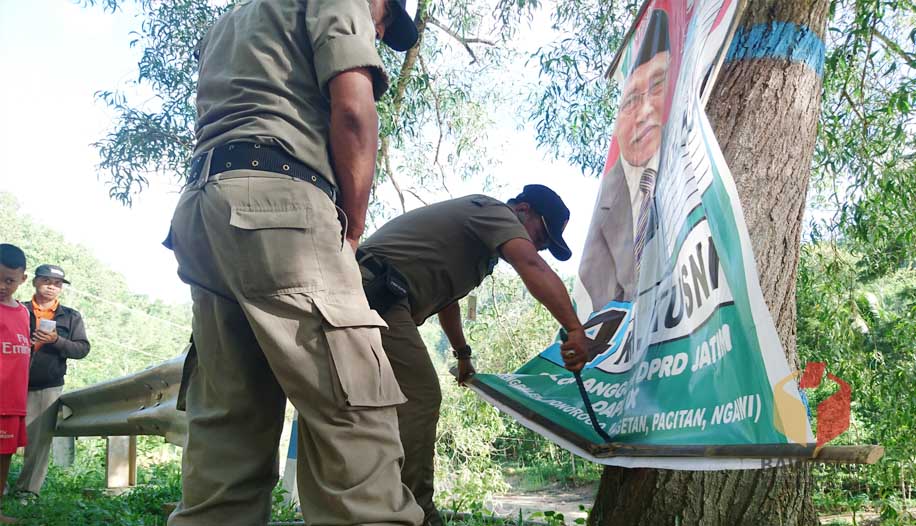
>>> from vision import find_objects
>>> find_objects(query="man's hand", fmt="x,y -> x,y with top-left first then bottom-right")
457,358 -> 476,385
346,237 -> 360,253
560,327 -> 589,372
33,329 -> 59,346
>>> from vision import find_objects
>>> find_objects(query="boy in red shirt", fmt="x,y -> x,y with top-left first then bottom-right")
0,243 -> 29,524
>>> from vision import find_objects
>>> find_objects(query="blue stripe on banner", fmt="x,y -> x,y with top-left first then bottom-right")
287,418 -> 298,460
725,22 -> 825,76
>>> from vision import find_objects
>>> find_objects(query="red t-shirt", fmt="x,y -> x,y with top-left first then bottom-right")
0,302 -> 31,416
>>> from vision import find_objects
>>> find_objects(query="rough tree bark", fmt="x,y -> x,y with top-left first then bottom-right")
587,0 -> 830,524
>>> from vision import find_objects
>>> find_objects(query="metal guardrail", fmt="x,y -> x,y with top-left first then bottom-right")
56,347 -> 189,447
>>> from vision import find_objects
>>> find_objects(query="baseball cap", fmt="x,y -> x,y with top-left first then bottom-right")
382,0 -> 419,52
514,184 -> 573,261
35,264 -> 70,285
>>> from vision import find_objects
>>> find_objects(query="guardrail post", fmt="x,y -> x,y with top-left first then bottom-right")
51,436 -> 75,468
106,436 -> 137,489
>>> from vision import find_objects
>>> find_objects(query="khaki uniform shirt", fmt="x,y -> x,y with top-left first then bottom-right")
361,195 -> 531,324
193,0 -> 389,187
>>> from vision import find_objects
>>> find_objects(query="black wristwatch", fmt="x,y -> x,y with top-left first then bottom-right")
452,345 -> 472,360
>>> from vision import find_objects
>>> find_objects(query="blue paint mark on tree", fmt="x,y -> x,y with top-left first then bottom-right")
726,22 -> 825,76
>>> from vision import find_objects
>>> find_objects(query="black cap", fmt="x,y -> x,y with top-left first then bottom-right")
35,264 -> 70,285
382,0 -> 419,52
514,184 -> 572,261
631,9 -> 670,74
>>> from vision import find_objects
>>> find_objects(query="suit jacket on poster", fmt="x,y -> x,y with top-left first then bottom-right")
579,161 -> 637,310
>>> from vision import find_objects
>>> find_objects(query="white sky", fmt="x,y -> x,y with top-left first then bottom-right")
0,0 -> 600,304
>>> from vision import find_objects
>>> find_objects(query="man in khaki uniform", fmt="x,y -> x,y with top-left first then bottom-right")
165,1 -> 424,524
357,185 -> 591,526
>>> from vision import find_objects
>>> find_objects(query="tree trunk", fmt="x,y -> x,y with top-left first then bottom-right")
588,0 -> 829,524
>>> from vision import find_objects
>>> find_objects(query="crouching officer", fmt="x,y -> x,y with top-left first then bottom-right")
164,0 -> 424,524
356,185 -> 591,526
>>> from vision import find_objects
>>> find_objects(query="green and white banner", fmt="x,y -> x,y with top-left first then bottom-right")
469,0 -> 815,469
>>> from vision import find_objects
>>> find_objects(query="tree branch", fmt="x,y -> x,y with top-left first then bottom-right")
428,17 -> 496,63
418,53 -> 453,197
390,15 -> 429,115
403,188 -> 429,205
872,28 -> 916,69
840,87 -> 868,131
380,136 -> 406,214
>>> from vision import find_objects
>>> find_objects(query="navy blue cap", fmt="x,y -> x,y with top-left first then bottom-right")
514,185 -> 572,261
382,0 -> 419,52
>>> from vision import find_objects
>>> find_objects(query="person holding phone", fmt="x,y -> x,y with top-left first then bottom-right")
10,264 -> 90,498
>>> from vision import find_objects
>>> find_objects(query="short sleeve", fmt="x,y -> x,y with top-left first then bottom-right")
305,0 -> 390,100
463,196 -> 532,253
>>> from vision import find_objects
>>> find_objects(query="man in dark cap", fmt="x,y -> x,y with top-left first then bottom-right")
580,8 -> 671,313
356,185 -> 590,526
164,0 -> 424,524
12,264 -> 90,498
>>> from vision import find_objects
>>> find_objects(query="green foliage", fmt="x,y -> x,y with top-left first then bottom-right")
1,438 -> 303,525
83,0 -> 519,216
91,0 -> 230,205
797,243 -> 916,516
528,1 -> 630,176
437,374 -> 511,501
431,270 -> 558,502
0,192 -> 191,387
809,0 -> 916,279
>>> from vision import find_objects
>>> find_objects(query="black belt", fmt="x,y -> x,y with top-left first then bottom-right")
188,142 -> 337,202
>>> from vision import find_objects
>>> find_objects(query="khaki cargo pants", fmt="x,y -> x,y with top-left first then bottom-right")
358,271 -> 442,526
167,165 -> 423,526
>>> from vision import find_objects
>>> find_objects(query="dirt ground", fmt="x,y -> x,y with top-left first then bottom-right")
486,483 -> 597,521
817,512 -> 878,525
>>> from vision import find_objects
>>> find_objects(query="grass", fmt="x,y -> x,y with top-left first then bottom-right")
1,438 -> 298,526
501,459 -> 602,492
3,437 -> 914,526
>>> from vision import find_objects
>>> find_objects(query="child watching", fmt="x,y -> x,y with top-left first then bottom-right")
0,243 -> 30,524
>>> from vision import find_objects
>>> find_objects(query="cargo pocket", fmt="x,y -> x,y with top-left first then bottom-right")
313,297 -> 407,409
228,206 -> 324,296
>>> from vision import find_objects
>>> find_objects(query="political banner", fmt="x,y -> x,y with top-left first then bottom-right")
467,0 -> 816,469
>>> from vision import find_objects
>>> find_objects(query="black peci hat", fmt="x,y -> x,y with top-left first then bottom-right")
631,9 -> 670,74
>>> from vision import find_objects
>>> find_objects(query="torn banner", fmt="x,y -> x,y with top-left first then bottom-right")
467,0 -> 815,470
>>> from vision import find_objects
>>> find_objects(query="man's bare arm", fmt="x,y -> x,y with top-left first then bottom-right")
328,68 -> 378,249
500,238 -> 589,371
438,302 -> 475,384
437,302 -> 468,350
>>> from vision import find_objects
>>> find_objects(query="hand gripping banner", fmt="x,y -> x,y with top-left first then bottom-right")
466,0 -> 818,470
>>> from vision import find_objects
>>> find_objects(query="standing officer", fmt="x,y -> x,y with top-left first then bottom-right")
165,1 -> 424,524
356,185 -> 590,526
